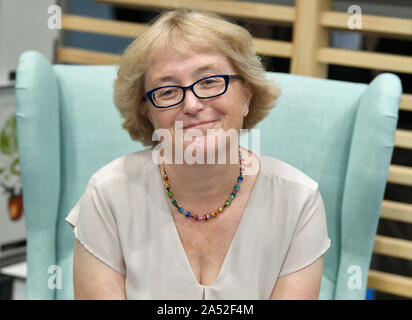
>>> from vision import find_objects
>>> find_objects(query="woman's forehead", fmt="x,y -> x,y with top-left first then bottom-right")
151,47 -> 229,67
145,49 -> 234,84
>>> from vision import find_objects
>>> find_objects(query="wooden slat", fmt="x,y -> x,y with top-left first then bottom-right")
388,164 -> 412,187
373,235 -> 412,260
57,47 -> 120,65
252,39 -> 292,58
62,14 -> 147,37
95,0 -> 295,23
381,200 -> 412,224
396,129 -> 412,150
61,15 -> 292,59
368,270 -> 412,298
290,0 -> 331,77
400,94 -> 412,112
317,48 -> 412,74
320,11 -> 412,38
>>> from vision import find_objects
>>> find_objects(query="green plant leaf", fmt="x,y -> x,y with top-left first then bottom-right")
0,115 -> 18,155
10,158 -> 20,176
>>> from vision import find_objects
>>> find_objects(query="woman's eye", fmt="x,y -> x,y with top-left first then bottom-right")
158,88 -> 177,98
161,90 -> 173,96
200,79 -> 218,86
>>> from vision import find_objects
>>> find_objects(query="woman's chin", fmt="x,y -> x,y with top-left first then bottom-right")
168,126 -> 239,164
183,135 -> 216,163
183,135 -> 238,165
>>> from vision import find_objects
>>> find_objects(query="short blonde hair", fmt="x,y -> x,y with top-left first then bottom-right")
113,9 -> 281,147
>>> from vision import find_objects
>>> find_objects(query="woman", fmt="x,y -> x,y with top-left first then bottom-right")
66,9 -> 330,300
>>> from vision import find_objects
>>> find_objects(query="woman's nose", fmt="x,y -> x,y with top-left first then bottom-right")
181,89 -> 204,114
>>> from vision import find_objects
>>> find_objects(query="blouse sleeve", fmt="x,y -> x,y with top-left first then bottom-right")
278,186 -> 331,277
65,178 -> 126,276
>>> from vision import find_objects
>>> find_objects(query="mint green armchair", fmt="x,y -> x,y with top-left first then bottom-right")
15,50 -> 401,300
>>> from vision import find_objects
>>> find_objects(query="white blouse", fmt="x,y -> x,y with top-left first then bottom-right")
65,147 -> 331,299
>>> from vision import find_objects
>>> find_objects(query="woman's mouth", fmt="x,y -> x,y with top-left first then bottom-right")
183,120 -> 218,130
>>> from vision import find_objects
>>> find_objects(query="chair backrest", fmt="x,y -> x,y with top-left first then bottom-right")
15,50 -> 401,300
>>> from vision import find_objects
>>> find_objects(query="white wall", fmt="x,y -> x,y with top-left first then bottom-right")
0,0 -> 58,87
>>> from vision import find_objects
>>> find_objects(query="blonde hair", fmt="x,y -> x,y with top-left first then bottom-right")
113,9 -> 281,147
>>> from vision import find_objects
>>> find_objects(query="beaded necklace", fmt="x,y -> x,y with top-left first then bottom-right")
162,149 -> 245,221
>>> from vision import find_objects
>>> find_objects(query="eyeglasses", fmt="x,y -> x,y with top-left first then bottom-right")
145,74 -> 241,109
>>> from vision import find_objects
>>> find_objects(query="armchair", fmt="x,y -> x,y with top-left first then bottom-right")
15,50 -> 401,299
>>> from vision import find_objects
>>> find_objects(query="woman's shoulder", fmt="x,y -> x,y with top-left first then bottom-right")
89,147 -> 155,187
260,153 -> 319,192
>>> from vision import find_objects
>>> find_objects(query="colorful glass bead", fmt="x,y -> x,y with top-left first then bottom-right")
161,149 -> 244,222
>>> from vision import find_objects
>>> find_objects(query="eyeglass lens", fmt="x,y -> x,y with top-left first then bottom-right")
152,76 -> 226,107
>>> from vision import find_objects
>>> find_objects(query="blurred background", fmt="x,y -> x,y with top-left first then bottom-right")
0,0 -> 411,300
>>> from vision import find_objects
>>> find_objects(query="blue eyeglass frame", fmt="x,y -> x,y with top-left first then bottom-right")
145,74 -> 241,109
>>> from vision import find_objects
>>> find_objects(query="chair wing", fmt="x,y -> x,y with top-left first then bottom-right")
241,71 -> 401,299
15,50 -> 61,299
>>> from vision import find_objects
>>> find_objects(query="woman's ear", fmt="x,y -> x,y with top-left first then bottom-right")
145,105 -> 153,124
147,111 -> 153,123
242,82 -> 254,105
242,83 -> 254,116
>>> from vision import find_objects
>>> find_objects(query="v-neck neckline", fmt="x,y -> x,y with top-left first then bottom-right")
154,147 -> 264,289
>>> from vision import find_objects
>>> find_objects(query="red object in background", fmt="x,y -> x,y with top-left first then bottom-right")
1,182 -> 23,221
9,195 -> 23,221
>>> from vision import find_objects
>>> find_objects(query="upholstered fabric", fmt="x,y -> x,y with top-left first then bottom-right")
15,50 -> 401,299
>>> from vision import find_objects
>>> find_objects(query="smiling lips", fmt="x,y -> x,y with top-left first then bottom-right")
183,120 -> 217,129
